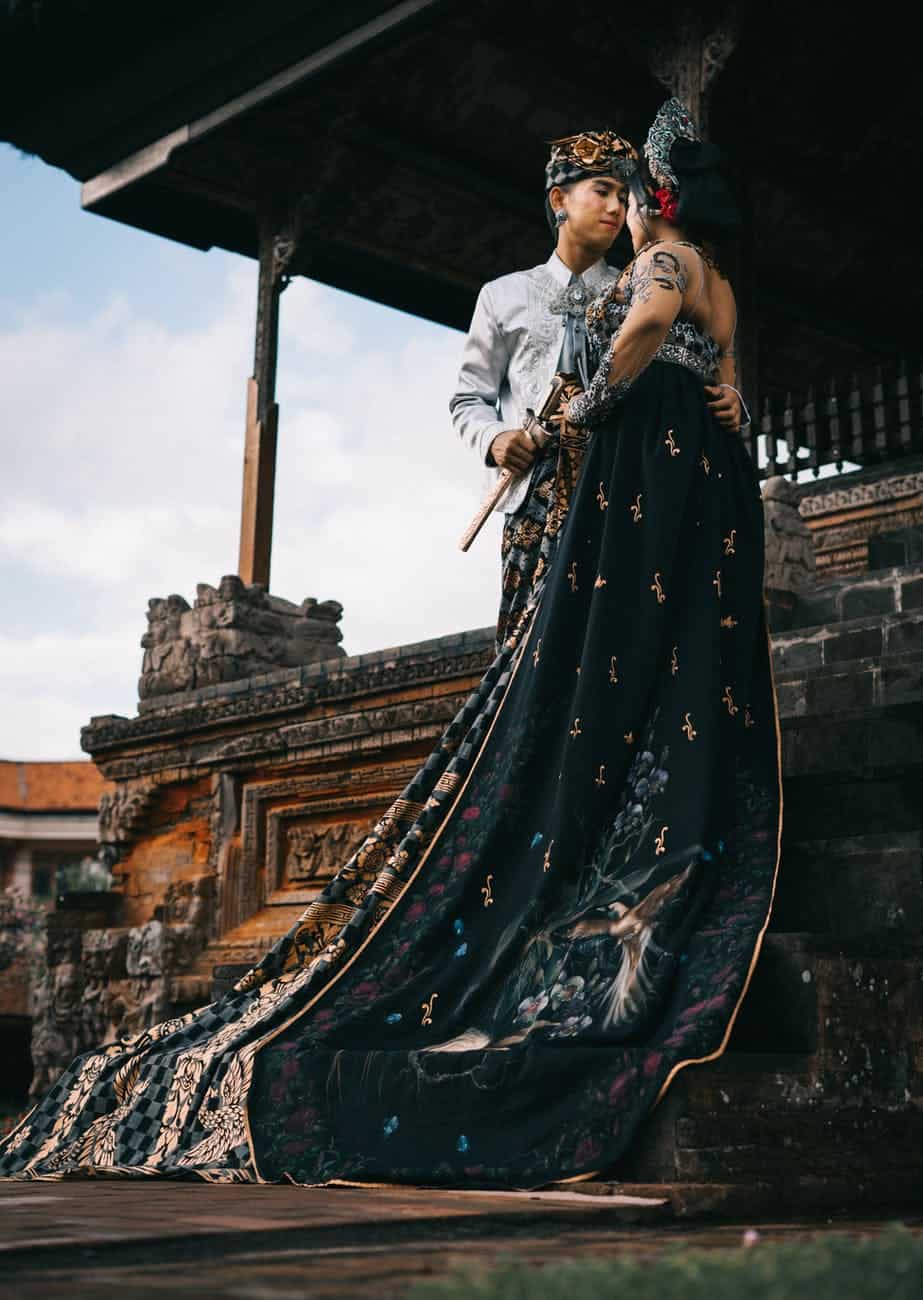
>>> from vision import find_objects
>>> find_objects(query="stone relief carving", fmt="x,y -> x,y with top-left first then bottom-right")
139,574 -> 345,700
284,821 -> 371,888
800,471 -> 923,519
29,875 -> 215,1093
763,475 -> 817,592
97,779 -> 158,846
84,638 -> 493,755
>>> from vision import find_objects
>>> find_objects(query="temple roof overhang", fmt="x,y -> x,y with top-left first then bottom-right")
1,0 -> 916,393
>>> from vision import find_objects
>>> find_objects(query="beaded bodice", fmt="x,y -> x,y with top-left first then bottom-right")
585,281 -> 721,384
565,245 -> 722,428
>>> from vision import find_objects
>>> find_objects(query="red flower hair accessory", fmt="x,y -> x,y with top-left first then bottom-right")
654,187 -> 679,222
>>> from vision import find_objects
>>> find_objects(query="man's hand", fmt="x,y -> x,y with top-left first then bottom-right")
705,384 -> 741,433
488,428 -> 537,474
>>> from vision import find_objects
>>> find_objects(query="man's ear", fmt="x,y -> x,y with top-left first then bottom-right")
548,184 -> 565,218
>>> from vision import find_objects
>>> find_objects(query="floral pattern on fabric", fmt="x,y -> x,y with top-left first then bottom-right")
0,350 -> 781,1190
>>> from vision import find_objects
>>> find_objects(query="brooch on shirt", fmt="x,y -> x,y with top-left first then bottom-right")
547,281 -> 591,317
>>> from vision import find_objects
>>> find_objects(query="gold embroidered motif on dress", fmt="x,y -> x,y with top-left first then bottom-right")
682,712 -> 697,741
532,637 -> 542,668
664,429 -> 680,456
655,825 -> 669,856
630,493 -> 643,523
722,685 -> 739,716
568,561 -> 578,592
5,1124 -> 30,1154
700,451 -> 710,475
597,483 -> 609,510
569,717 -> 582,739
481,874 -> 494,906
435,771 -> 462,795
543,840 -> 554,873
724,529 -> 737,555
421,993 -> 439,1025
671,645 -> 679,676
609,656 -> 619,684
713,569 -> 722,599
172,1051 -> 252,1170
595,765 -> 606,787
624,730 -> 634,744
594,574 -> 607,589
744,704 -> 755,728
720,615 -> 738,629
650,572 -> 666,604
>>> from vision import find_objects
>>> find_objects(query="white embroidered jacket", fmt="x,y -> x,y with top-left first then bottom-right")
449,251 -> 618,516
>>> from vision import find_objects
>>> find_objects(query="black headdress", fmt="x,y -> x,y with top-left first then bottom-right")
642,98 -> 740,233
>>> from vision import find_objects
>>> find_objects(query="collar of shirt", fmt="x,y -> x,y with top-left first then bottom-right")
545,251 -> 613,293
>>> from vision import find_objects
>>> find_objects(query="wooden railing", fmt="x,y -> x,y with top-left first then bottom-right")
744,355 -> 923,481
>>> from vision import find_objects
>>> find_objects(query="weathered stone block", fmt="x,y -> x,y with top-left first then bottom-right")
82,927 -> 129,980
880,658 -> 923,706
823,626 -> 882,665
808,668 -> 874,713
901,577 -> 923,611
774,679 -> 807,718
792,589 -> 840,627
887,616 -> 923,654
729,935 -> 818,1053
840,582 -> 897,620
126,919 -> 166,976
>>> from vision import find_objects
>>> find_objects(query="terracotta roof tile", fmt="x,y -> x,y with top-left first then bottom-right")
0,761 -> 113,812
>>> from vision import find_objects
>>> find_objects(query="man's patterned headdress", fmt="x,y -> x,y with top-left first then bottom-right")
643,98 -> 701,191
545,130 -> 638,192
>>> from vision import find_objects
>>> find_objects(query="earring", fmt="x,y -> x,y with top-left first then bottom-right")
554,209 -> 568,227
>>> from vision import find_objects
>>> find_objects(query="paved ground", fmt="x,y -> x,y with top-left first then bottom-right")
0,1182 -> 919,1298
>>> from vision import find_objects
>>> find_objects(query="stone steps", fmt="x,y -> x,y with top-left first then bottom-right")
619,1044 -> 922,1188
730,931 -> 922,1075
671,1105 -> 923,1183
787,561 -> 923,631
770,832 -> 923,939
586,1172 -> 923,1216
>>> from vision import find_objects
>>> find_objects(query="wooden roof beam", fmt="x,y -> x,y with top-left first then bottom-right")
81,0 -> 449,216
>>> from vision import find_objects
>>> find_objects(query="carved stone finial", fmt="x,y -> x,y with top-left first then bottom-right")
138,576 -> 346,700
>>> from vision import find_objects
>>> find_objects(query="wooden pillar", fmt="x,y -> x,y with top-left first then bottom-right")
647,5 -> 742,136
238,207 -> 299,589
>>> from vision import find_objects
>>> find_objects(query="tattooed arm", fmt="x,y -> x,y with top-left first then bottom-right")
567,244 -> 699,426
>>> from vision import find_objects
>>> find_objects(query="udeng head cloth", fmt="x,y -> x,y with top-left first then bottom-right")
545,131 -> 638,193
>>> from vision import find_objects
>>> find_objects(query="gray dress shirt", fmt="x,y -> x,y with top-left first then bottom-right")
449,251 -> 618,516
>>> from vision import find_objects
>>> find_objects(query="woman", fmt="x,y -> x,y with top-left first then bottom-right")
0,100 -> 780,1188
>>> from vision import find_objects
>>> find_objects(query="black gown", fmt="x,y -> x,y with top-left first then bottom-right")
0,270 -> 781,1188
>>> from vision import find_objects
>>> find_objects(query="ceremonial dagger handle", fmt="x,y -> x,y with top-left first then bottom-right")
458,374 -> 572,553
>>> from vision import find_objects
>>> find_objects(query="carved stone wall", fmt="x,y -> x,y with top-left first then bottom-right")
29,877 -> 214,1097
796,458 -> 923,579
139,574 -> 345,700
18,626 -> 497,1089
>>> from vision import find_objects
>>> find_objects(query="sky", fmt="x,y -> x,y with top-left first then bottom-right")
0,145 -> 504,760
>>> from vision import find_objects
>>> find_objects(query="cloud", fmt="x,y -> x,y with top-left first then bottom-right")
0,265 -> 502,758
